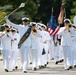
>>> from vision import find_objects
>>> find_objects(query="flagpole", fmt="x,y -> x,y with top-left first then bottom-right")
52,7 -> 53,13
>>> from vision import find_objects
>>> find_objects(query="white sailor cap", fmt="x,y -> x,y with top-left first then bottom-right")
30,22 -> 37,26
36,23 -> 41,29
41,24 -> 47,28
3,24 -> 10,28
22,17 -> 29,22
10,27 -> 17,31
37,23 -> 42,27
64,19 -> 71,24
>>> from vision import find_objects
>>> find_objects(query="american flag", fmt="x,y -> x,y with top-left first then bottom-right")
48,13 -> 58,36
52,26 -> 60,36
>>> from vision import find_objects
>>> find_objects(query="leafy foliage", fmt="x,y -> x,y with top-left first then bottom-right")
0,0 -> 76,25
0,11 -> 7,25
70,1 -> 76,23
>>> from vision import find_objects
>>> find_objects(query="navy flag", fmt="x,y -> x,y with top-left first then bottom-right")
48,7 -> 58,36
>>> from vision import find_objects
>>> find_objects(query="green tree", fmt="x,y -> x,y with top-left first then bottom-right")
0,0 -> 37,24
70,0 -> 76,23
0,5 -> 12,25
33,0 -> 61,24
0,0 -> 75,25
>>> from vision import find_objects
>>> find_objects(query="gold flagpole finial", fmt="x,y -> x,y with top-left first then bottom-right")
52,7 -> 54,13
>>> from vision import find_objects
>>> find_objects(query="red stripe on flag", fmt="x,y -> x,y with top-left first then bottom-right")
48,28 -> 53,35
52,26 -> 60,36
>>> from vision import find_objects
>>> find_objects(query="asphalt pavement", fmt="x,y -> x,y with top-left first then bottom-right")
0,57 -> 76,75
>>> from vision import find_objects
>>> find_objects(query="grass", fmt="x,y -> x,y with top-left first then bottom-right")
0,51 -> 1,56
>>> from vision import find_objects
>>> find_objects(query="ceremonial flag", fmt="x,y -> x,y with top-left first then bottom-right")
58,3 -> 66,26
48,7 -> 58,35
52,3 -> 66,36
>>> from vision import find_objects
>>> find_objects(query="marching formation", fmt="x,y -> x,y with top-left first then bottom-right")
0,15 -> 76,73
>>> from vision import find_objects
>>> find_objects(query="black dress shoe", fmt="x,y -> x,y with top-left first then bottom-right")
65,68 -> 70,70
15,66 -> 18,70
39,66 -> 42,69
5,69 -> 8,72
13,69 -> 15,71
23,71 -> 27,73
62,59 -> 64,62
74,65 -> 76,68
33,67 -> 37,71
30,62 -> 32,64
45,64 -> 47,67
47,62 -> 49,64
41,66 -> 45,68
55,61 -> 58,64
69,66 -> 73,69
59,59 -> 64,62
59,60 -> 62,62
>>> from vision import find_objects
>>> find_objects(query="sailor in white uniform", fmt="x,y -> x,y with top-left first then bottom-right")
71,16 -> 76,67
10,28 -> 20,71
41,24 -> 51,67
30,22 -> 40,70
70,25 -> 76,68
48,36 -> 55,60
58,19 -> 73,70
54,37 -> 64,64
0,24 -> 12,72
36,23 -> 43,69
5,16 -> 31,73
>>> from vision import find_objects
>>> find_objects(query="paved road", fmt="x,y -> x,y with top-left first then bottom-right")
0,59 -> 76,75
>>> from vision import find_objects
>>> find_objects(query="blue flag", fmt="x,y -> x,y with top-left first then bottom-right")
48,13 -> 58,35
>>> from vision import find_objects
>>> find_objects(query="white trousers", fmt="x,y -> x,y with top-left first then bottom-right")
73,49 -> 76,66
55,46 -> 59,61
49,43 -> 55,59
43,44 -> 49,65
31,48 -> 38,68
62,46 -> 72,69
72,41 -> 76,66
28,48 -> 33,63
1,50 -> 10,70
19,46 -> 30,71
10,50 -> 18,69
55,46 -> 63,62
42,54 -> 45,66
37,45 -> 43,67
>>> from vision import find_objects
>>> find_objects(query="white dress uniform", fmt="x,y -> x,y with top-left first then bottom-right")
5,18 -> 31,72
30,30 -> 41,70
28,47 -> 33,64
37,30 -> 43,68
0,32 -> 12,71
54,36 -> 63,64
54,41 -> 63,63
48,36 -> 55,60
58,27 -> 73,69
54,42 -> 59,62
10,32 -> 20,70
71,28 -> 76,67
73,17 -> 76,66
41,30 -> 51,66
